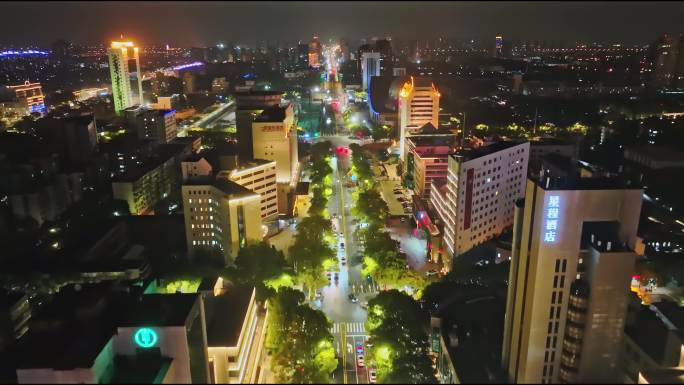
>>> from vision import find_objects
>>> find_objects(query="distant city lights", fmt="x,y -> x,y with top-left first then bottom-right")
0,50 -> 48,57
172,62 -> 204,71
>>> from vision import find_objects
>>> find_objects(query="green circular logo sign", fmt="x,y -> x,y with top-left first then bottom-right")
134,328 -> 158,348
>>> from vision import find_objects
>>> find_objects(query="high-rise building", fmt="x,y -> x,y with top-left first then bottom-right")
251,104 -> 299,214
430,141 -> 529,266
398,76 -> 440,162
296,42 -> 309,69
36,114 -> 98,164
182,71 -> 196,95
234,90 -> 283,161
501,160 -> 642,384
494,36 -> 504,57
108,41 -> 144,113
182,176 -> 263,262
361,52 -> 381,92
404,127 -> 456,198
649,34 -> 679,88
308,36 -> 322,68
218,159 -> 279,220
375,38 -> 394,76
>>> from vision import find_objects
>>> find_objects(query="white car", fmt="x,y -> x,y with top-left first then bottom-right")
357,355 -> 365,367
369,368 -> 377,383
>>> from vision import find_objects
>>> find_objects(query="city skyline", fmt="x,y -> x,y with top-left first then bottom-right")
0,1 -> 683,47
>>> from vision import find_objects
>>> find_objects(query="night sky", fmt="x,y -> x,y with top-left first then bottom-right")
1,1 -> 682,47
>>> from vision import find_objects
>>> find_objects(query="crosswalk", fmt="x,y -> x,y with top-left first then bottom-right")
349,282 -> 381,295
330,322 -> 366,335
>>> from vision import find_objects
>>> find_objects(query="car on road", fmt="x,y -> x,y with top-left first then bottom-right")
331,213 -> 338,219
340,256 -> 346,262
357,355 -> 365,367
348,294 -> 358,303
397,197 -> 406,202
361,301 -> 368,310
356,343 -> 364,354
315,290 -> 322,299
369,369 -> 377,383
426,269 -> 439,277
340,242 -> 345,249
334,273 -> 339,281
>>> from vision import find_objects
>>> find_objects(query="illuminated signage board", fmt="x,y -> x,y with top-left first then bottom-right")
134,327 -> 158,348
543,195 -> 560,243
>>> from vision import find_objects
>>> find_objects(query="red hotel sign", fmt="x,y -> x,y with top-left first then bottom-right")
463,168 -> 474,230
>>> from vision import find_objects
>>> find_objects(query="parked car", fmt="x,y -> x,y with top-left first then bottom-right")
348,294 -> 359,303
369,369 -> 377,383
357,355 -> 365,367
356,343 -> 364,354
426,269 -> 439,277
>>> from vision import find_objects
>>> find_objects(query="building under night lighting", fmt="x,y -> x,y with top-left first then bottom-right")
108,41 -> 144,113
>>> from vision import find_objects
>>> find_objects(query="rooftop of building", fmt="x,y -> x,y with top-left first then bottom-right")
653,301 -> 684,341
205,286 -> 254,347
451,140 -> 526,162
109,355 -> 173,384
118,293 -> 200,327
530,136 -> 575,146
254,105 -> 289,123
111,143 -> 184,183
184,175 -> 260,199
625,145 -> 684,163
581,221 -> 630,253
228,158 -> 275,173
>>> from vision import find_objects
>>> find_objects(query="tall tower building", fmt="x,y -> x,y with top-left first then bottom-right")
361,52 -> 381,92
398,76 -> 440,162
494,36 -> 504,58
308,36 -> 322,68
501,161 -> 642,384
649,34 -> 678,88
108,41 -> 144,113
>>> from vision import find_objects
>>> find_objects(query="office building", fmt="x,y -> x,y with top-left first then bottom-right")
108,41 -> 144,113
182,176 -> 263,262
235,90 -> 283,161
404,127 -> 456,198
430,141 -> 529,265
501,159 -> 642,383
398,76 -> 440,162
308,36 -> 322,68
649,34 -> 679,88
181,155 -> 214,183
36,114 -> 98,164
393,67 -> 407,76
494,36 -> 504,57
251,104 -> 299,214
375,38 -> 394,76
361,52 -> 381,92
124,106 -> 178,144
111,149 -> 180,215
183,71 -> 196,94
296,43 -> 309,69
5,81 -> 45,115
218,159 -> 279,220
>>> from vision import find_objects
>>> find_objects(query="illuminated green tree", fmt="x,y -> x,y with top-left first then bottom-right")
366,290 -> 436,384
267,288 -> 338,383
290,215 -> 336,299
224,242 -> 289,301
